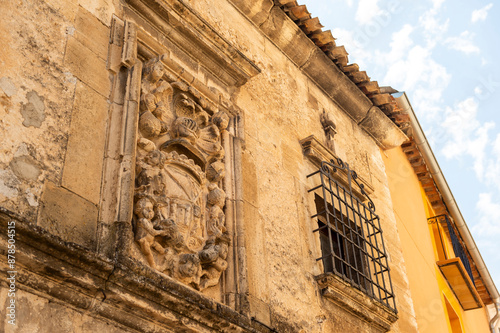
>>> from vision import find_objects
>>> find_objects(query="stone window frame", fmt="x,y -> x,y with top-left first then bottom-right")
301,135 -> 398,332
99,0 -> 260,313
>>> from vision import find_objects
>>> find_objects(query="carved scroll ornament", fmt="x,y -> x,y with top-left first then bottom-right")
133,56 -> 230,290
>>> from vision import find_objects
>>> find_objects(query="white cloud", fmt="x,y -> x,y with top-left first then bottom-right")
484,133 -> 500,189
384,45 -> 451,119
331,28 -> 373,68
444,31 -> 480,55
369,5 -> 451,121
419,6 -> 449,48
355,0 -> 384,25
493,133 -> 500,155
386,24 -> 414,64
440,97 -> 496,180
474,86 -> 484,97
473,193 -> 500,237
471,3 -> 493,23
472,192 -> 500,291
431,0 -> 446,9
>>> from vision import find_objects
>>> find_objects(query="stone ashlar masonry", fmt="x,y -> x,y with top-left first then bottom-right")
0,0 -> 419,332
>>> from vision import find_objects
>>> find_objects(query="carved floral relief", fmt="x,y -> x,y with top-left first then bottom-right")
133,56 -> 230,290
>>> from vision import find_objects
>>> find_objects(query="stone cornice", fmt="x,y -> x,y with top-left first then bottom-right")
229,0 -> 407,149
0,209 -> 271,333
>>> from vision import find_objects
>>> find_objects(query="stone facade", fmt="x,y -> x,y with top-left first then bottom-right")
0,1 -> 426,332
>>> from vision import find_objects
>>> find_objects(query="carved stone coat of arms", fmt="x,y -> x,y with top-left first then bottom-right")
132,56 -> 230,290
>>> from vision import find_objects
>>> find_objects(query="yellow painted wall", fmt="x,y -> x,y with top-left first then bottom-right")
462,306 -> 491,332
383,147 -> 492,333
383,147 -> 449,332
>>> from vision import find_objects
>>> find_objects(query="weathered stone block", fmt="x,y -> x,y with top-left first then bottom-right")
260,7 -> 313,68
228,0 -> 274,27
64,37 -> 110,96
44,0 -> 78,21
359,106 -> 408,150
62,82 -> 108,205
243,202 -> 269,301
38,181 -> 98,250
75,6 -> 110,60
77,0 -> 115,26
281,141 -> 303,179
241,147 -> 259,207
248,295 -> 271,327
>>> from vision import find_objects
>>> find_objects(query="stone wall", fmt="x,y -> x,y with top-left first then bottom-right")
0,0 -> 417,332
0,0 -> 116,247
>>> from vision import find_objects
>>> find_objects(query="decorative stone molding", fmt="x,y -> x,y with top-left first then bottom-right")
300,135 -> 373,199
316,273 -> 398,332
320,110 -> 337,153
107,20 -> 138,73
125,0 -> 261,87
358,106 -> 408,150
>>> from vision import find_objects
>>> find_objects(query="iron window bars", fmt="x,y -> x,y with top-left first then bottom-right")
428,215 -> 475,285
307,158 -> 397,313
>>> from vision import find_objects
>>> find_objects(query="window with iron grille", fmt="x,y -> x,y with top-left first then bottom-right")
308,158 -> 397,313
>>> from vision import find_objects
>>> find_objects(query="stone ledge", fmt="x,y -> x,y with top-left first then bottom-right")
315,273 -> 398,333
0,209 -> 272,333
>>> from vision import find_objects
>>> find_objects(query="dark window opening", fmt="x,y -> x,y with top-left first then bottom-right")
315,195 -> 370,293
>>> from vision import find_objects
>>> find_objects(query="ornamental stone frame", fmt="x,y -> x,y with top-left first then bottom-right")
100,0 -> 260,311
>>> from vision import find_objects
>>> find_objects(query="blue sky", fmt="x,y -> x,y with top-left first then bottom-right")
302,0 -> 500,290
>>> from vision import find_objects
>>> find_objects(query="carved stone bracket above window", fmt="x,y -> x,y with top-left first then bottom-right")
320,110 -> 337,153
300,135 -> 373,200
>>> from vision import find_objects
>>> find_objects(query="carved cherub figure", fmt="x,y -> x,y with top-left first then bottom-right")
139,59 -> 172,138
172,117 -> 199,144
136,150 -> 167,197
199,233 -> 230,289
134,198 -> 166,269
177,253 -> 201,287
207,184 -> 226,237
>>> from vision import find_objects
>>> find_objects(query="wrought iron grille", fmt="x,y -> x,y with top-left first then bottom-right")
307,159 -> 397,313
